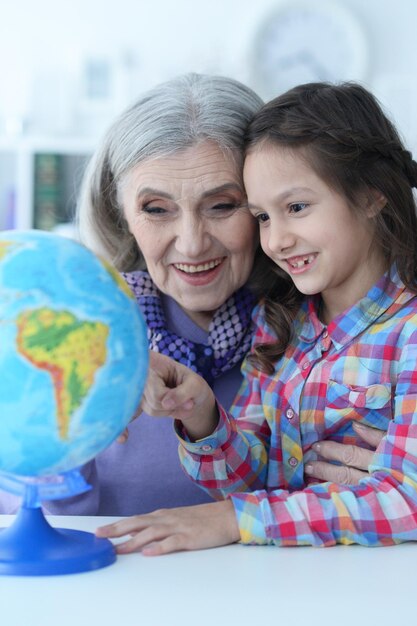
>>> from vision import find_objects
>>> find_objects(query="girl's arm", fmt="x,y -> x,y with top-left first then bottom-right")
177,326 -> 417,548
229,336 -> 417,547
97,337 -> 417,554
177,357 -> 271,498
176,309 -> 273,498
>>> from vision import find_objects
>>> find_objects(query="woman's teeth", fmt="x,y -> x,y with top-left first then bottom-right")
174,259 -> 222,273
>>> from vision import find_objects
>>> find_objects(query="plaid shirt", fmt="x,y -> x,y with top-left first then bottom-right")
178,266 -> 417,546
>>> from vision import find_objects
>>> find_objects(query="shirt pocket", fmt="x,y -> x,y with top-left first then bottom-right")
325,380 -> 393,431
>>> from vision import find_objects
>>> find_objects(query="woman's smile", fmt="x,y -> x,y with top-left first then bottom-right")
171,257 -> 226,285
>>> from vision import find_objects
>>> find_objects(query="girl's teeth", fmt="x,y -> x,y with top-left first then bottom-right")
290,255 -> 314,268
175,259 -> 221,273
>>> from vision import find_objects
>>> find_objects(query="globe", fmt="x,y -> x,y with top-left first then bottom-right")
0,229 -> 149,477
0,229 -> 149,576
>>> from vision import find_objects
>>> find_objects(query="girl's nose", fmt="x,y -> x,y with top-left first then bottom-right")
265,222 -> 296,255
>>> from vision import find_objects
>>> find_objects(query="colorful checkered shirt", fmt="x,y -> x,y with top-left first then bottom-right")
178,266 -> 417,546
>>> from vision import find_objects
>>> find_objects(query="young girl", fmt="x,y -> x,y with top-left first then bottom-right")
97,82 -> 417,554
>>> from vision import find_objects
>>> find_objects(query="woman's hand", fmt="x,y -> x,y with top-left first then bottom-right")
305,422 -> 385,485
116,391 -> 148,443
116,428 -> 129,443
96,500 -> 240,556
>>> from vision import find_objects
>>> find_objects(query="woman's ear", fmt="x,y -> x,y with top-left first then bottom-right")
366,189 -> 387,217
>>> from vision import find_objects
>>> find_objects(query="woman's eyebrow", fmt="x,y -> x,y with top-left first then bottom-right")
135,183 -> 242,202
136,187 -> 173,200
200,183 -> 243,199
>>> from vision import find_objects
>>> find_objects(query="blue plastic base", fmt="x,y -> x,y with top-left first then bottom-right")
0,506 -> 116,576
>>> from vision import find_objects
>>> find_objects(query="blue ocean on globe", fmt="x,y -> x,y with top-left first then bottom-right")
0,229 -> 149,478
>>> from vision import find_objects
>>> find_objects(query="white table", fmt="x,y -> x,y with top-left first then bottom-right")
0,515 -> 416,626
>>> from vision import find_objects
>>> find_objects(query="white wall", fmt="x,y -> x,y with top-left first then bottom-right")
1,0 -> 417,151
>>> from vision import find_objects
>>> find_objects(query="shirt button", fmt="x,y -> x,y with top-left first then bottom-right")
200,444 -> 212,452
286,408 -> 294,420
288,457 -> 298,467
322,330 -> 328,339
302,361 -> 310,370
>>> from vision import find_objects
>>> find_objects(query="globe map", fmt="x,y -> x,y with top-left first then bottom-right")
0,230 -> 148,478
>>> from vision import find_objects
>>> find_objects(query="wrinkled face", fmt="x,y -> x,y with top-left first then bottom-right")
243,143 -> 386,323
120,141 -> 258,329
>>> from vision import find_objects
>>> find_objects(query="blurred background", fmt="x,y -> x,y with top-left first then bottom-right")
0,0 -> 416,234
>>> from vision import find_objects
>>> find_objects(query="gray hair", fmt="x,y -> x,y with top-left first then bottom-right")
77,72 -> 263,270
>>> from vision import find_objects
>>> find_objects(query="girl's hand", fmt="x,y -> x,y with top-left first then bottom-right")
95,500 -> 240,556
304,423 -> 385,485
116,351 -> 218,442
141,351 -> 218,440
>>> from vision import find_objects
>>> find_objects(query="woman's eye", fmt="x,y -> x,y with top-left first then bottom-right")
141,204 -> 167,215
210,202 -> 238,213
289,202 -> 309,214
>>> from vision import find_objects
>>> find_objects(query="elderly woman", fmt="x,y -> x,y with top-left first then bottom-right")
32,73 -> 263,516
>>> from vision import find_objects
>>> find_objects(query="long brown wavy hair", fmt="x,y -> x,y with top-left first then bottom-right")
245,82 -> 417,373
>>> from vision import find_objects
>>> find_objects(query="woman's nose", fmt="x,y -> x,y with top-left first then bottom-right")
174,215 -> 211,258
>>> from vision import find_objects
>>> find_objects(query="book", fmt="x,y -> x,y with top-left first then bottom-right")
33,153 -> 64,230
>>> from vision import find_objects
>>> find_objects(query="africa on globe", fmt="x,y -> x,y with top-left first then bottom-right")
0,230 -> 149,478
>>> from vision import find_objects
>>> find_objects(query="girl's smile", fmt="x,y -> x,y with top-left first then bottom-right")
283,252 -> 318,273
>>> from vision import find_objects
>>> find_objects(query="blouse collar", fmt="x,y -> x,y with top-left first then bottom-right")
296,265 -> 415,351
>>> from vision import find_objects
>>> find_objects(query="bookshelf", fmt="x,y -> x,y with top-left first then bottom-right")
0,137 -> 94,234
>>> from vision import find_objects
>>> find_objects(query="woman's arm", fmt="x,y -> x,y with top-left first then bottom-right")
0,461 -> 100,515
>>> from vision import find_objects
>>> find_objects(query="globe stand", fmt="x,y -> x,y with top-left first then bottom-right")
0,479 -> 116,576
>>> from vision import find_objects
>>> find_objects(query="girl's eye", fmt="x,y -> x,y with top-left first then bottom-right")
254,212 -> 269,224
289,202 -> 309,214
